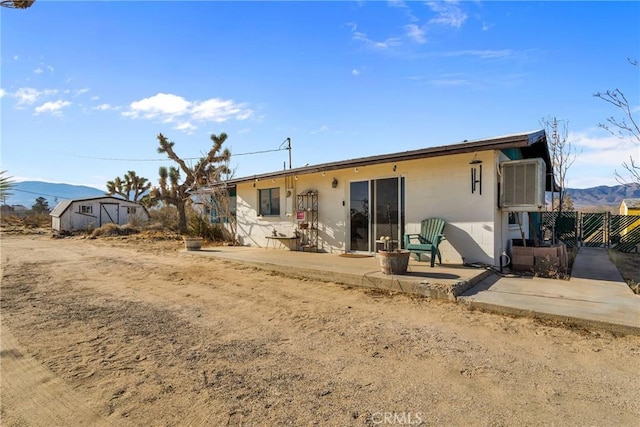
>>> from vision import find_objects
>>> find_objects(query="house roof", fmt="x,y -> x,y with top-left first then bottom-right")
622,198 -> 640,209
223,129 -> 558,191
50,195 -> 149,218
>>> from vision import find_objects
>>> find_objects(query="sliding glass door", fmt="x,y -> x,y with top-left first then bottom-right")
349,181 -> 370,252
349,177 -> 405,253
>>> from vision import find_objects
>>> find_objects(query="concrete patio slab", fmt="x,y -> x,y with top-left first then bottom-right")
184,245 -> 492,300
459,248 -> 640,335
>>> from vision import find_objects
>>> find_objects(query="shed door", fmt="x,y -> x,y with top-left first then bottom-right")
100,203 -> 120,226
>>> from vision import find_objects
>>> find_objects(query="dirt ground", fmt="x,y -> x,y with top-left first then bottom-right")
1,233 -> 639,426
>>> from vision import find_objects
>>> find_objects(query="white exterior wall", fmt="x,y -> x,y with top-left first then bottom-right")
53,198 -> 149,232
234,150 -> 533,265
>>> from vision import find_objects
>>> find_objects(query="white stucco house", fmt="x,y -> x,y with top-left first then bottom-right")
217,130 -> 556,267
50,196 -> 150,232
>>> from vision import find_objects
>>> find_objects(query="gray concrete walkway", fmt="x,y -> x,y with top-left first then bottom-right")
459,247 -> 640,335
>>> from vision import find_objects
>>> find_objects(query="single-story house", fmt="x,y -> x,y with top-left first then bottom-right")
50,196 -> 150,232
219,130 -> 557,267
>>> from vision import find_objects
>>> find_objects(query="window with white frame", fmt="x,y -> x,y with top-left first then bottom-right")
80,205 -> 93,214
259,188 -> 280,216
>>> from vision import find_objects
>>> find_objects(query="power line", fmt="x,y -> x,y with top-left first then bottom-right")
64,147 -> 288,162
12,188 -> 71,199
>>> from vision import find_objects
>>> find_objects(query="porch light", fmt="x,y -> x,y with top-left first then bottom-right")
332,178 -> 338,188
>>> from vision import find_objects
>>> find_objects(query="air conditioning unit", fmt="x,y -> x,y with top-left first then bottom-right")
500,158 -> 546,211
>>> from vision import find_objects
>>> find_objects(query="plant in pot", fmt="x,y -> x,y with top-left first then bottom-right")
183,235 -> 203,251
378,204 -> 410,275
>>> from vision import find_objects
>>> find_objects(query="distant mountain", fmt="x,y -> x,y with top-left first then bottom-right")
3,180 -> 639,212
565,183 -> 640,209
4,181 -> 106,209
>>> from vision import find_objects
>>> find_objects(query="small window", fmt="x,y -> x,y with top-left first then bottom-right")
259,188 -> 280,216
127,206 -> 137,214
508,212 -> 520,226
80,205 -> 92,214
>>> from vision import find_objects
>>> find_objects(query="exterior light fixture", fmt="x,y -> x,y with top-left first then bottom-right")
393,164 -> 397,172
332,178 -> 338,188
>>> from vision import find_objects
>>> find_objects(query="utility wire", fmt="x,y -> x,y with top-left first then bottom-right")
12,188 -> 74,199
64,147 -> 288,162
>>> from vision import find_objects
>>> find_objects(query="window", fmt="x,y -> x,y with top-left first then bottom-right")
259,188 -> 280,216
127,207 -> 137,214
508,212 -> 520,226
80,205 -> 92,214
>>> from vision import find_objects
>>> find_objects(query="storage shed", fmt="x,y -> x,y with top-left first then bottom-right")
50,196 -> 149,232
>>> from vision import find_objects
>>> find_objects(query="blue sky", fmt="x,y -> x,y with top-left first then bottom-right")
1,1 -> 639,192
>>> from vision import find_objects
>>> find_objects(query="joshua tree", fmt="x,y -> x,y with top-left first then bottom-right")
150,132 -> 231,235
107,171 -> 151,202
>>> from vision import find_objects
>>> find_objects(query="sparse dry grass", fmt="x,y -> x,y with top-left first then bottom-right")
609,250 -> 640,294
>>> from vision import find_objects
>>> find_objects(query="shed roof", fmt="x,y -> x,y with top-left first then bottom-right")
223,129 -> 557,191
50,195 -> 148,218
622,198 -> 640,209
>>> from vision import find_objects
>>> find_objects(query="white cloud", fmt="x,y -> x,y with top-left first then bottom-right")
174,122 -> 196,133
352,68 -> 361,76
349,23 -> 401,50
47,65 -> 54,74
76,88 -> 90,95
122,92 -> 253,131
311,125 -> 329,134
405,23 -> 426,44
13,55 -> 18,61
94,103 -> 115,111
444,49 -> 514,59
13,87 -> 58,106
567,130 -> 639,188
34,67 -> 43,74
124,93 -> 191,119
34,100 -> 72,116
427,1 -> 467,29
429,78 -> 472,87
191,98 -> 252,122
0,88 -> 5,98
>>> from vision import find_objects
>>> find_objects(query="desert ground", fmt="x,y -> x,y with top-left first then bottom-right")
1,233 -> 639,426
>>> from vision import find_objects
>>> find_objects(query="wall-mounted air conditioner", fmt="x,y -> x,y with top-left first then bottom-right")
500,158 -> 546,211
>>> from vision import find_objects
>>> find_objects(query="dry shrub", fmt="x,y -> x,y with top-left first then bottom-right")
91,223 -> 141,237
147,206 -> 178,232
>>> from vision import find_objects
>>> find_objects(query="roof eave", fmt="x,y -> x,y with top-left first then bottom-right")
223,130 -> 547,186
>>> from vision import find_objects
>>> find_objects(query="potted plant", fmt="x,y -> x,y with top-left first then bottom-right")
378,205 -> 410,275
183,236 -> 203,251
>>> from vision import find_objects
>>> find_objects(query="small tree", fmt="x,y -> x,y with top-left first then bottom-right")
32,196 -> 50,213
594,58 -> 640,184
541,117 -> 579,214
106,171 -> 151,202
151,132 -> 231,235
552,192 -> 574,212
0,170 -> 15,205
